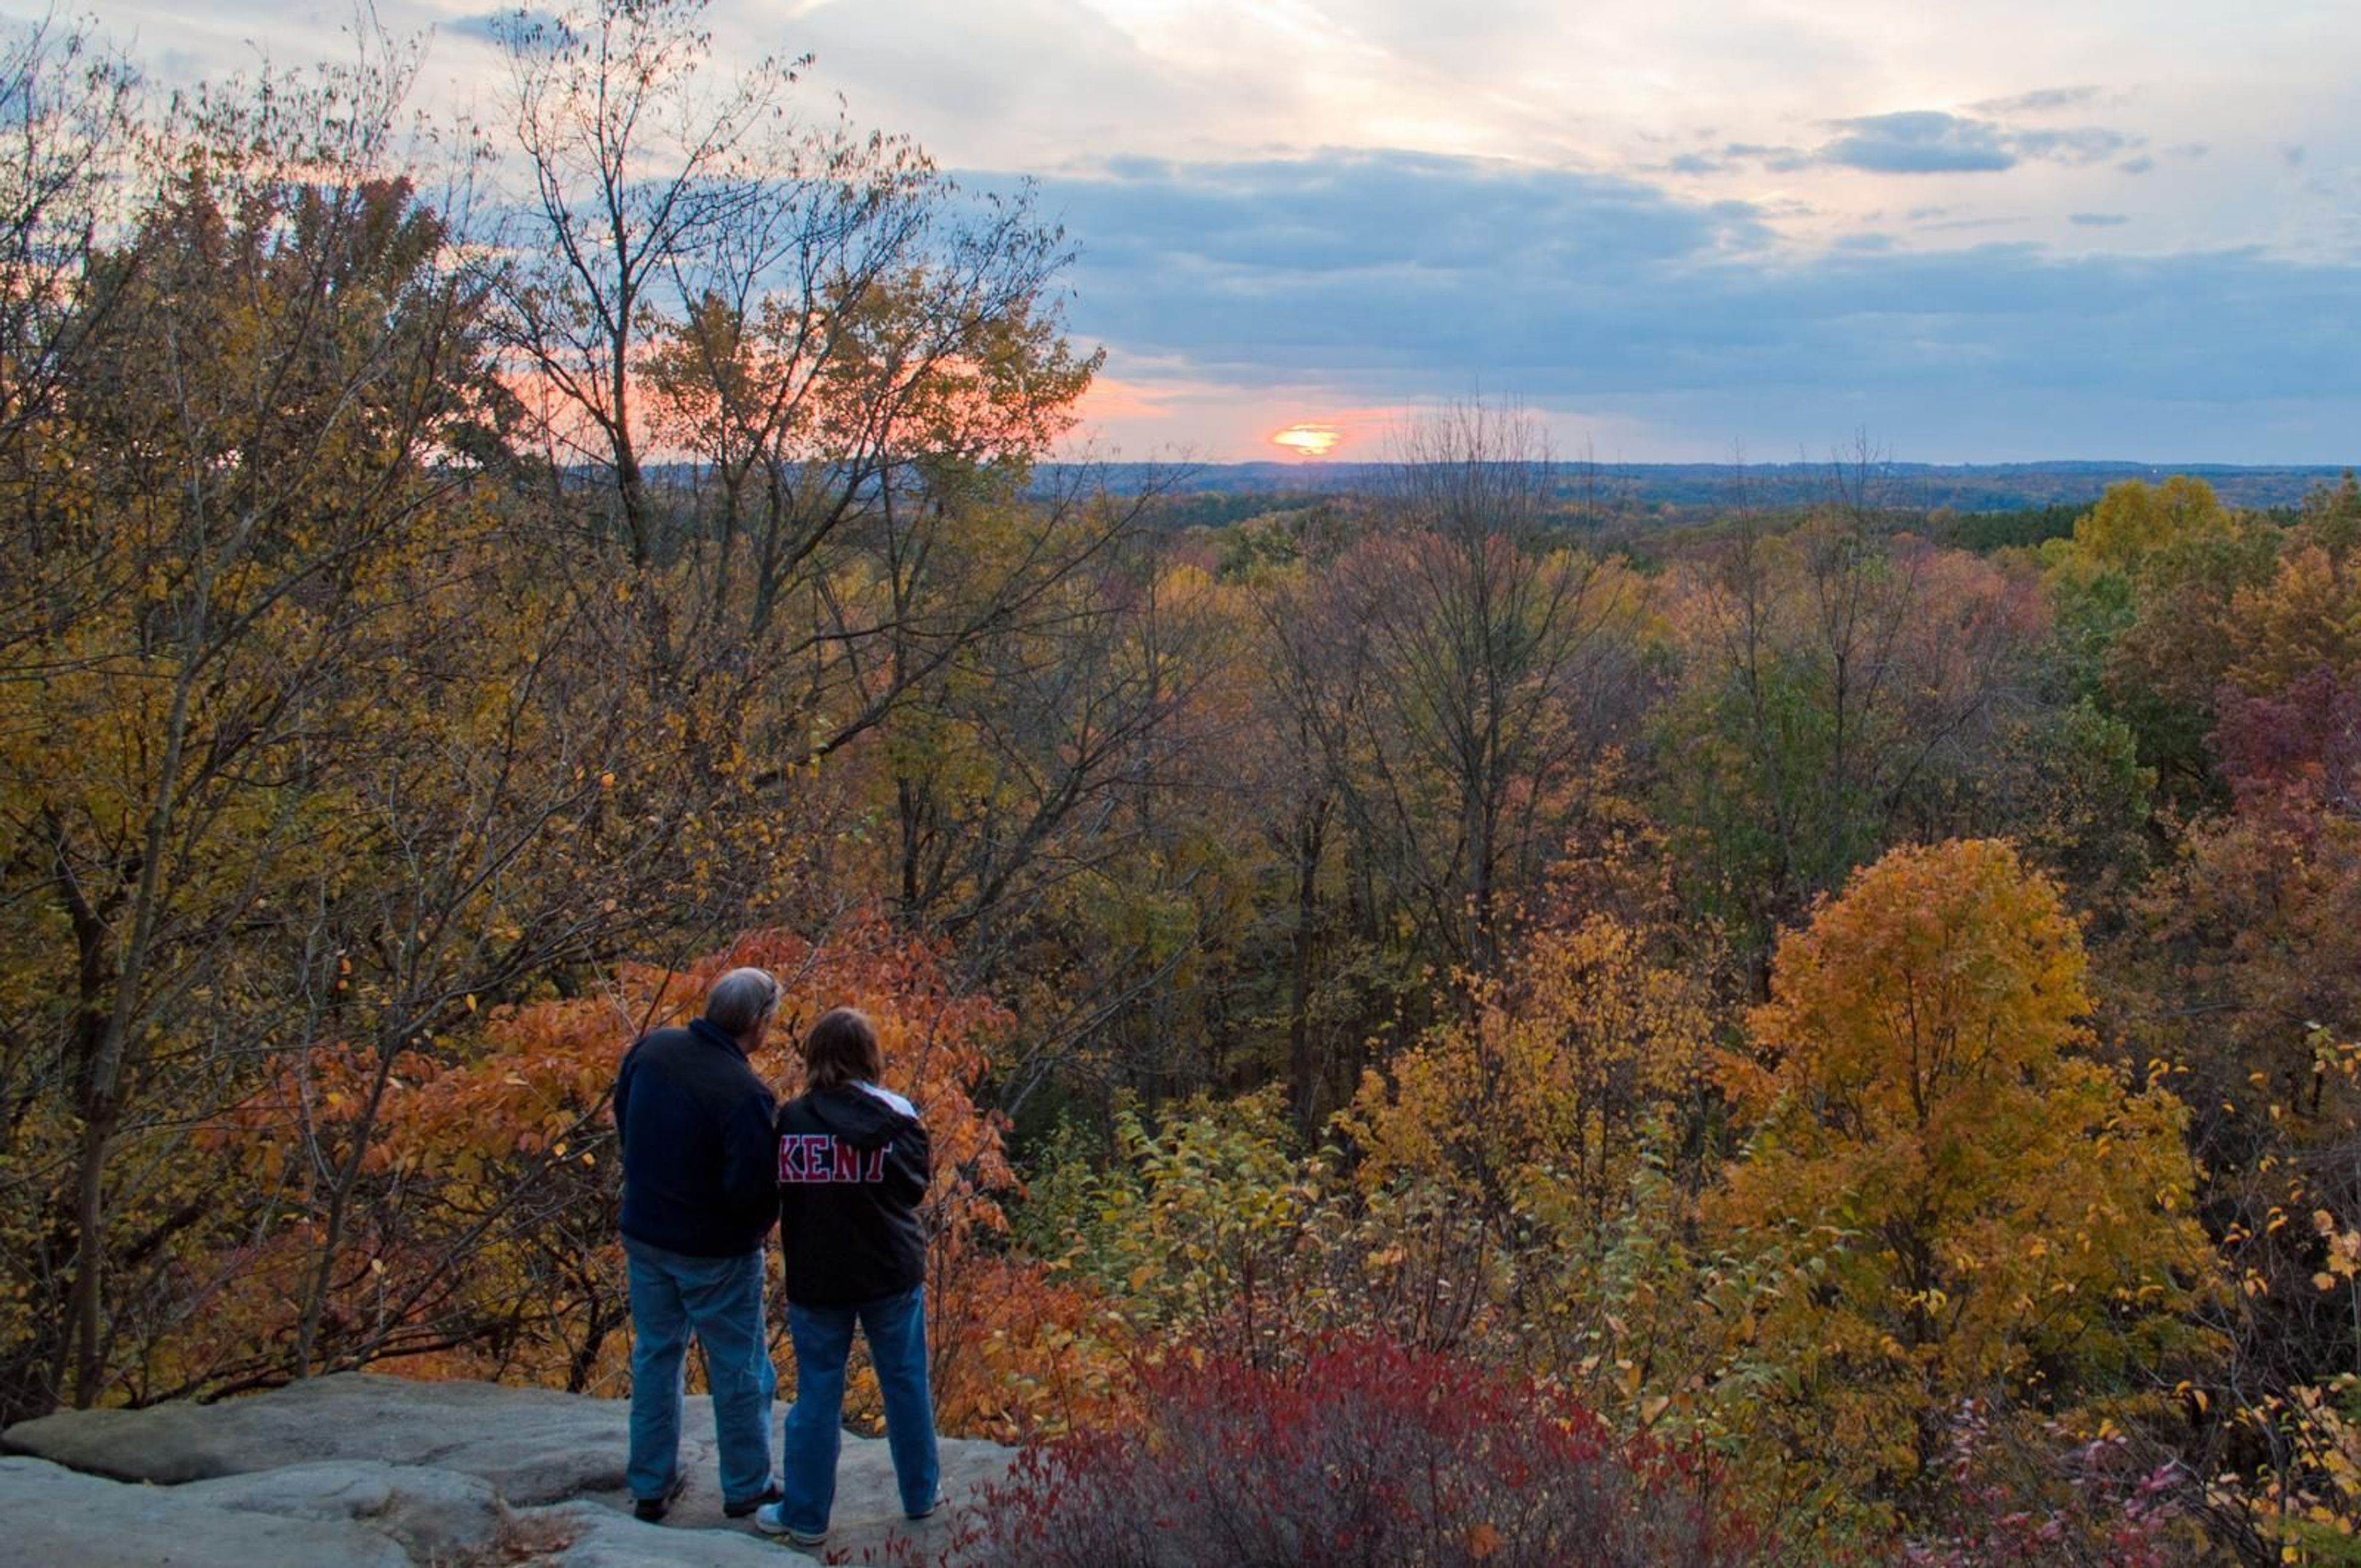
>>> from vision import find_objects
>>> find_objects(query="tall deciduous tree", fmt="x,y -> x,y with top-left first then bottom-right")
1347,905 -> 1712,1245
491,0 -> 801,562
0,39 -> 512,1408
1343,403 -> 1643,971
1656,519 -> 2053,982
1715,838 -> 2213,1506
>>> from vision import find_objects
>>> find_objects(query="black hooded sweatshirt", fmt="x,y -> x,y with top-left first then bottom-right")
775,1082 -> 931,1306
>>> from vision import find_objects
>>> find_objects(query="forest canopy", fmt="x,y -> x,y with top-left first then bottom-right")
2,5 -> 2359,1562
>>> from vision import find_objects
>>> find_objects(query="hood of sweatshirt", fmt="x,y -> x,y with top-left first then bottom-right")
793,1081 -> 917,1151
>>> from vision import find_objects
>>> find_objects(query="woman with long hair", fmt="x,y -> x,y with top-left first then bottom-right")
753,1007 -> 939,1547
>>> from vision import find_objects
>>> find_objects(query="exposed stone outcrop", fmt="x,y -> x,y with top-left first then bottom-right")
5,1373 -> 639,1502
0,1456 -> 414,1568
179,1459 -> 511,1559
0,1373 -> 1016,1565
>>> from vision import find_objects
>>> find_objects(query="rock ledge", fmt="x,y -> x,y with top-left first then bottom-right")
0,1373 -> 1011,1566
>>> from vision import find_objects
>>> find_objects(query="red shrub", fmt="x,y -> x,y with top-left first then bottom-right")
966,1331 -> 1760,1567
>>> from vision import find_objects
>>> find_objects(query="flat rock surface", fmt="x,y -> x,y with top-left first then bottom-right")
0,1373 -> 1019,1566
0,1455 -> 413,1568
569,1425 -> 1013,1564
4,1372 -> 657,1504
180,1459 -> 510,1559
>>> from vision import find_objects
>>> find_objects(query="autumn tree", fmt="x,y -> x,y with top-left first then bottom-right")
489,0 -> 799,561
1655,521 -> 2058,979
1347,907 -> 1712,1248
1244,527 -> 1390,1134
2060,475 -> 2236,574
1341,403 -> 1645,972
2108,519 -> 2361,1433
0,37 -> 532,1411
491,0 -> 1109,653
0,31 -> 810,1416
490,0 -> 1155,985
877,538 -> 1259,1120
2035,476 -> 2274,808
1715,839 -> 2215,1512
195,917 -> 1016,1397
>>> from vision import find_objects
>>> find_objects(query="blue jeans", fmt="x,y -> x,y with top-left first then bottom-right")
779,1285 -> 939,1533
624,1237 -> 777,1507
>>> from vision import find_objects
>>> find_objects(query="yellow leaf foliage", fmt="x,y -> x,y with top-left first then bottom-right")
1347,911 -> 1711,1246
1715,838 -> 2218,1497
2052,475 -> 2235,577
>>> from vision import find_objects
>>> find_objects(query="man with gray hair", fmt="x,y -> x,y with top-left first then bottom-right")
612,967 -> 785,1523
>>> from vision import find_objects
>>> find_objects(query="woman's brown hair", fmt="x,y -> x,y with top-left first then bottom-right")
802,1007 -> 883,1093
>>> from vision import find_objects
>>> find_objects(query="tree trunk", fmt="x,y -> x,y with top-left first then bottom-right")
65,1103 -> 116,1407
1287,798 -> 1329,1140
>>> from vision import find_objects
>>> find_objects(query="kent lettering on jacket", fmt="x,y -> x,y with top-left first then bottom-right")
778,1132 -> 891,1184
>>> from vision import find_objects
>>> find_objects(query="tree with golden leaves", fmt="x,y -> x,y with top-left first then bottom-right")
1715,838 -> 2216,1512
2061,475 -> 2235,573
1348,910 -> 1712,1248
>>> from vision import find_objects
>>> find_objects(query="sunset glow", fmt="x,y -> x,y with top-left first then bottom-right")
1271,423 -> 1342,459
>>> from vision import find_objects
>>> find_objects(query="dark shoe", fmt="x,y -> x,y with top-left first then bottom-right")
724,1481 -> 782,1519
633,1471 -> 687,1523
905,1494 -> 942,1522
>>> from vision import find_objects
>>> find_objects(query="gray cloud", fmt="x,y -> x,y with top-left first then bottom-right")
1974,87 -> 2106,116
1969,85 -> 2105,116
1914,215 -> 2020,232
1823,112 -> 2015,173
2119,156 -> 2155,175
1720,141 -> 1816,173
444,8 -> 561,46
1010,150 -> 2361,458
1045,149 -> 1771,280
2070,212 -> 2130,226
1818,111 -> 2137,175
444,11 -> 502,43
1675,112 -> 2143,180
2013,126 -> 2133,164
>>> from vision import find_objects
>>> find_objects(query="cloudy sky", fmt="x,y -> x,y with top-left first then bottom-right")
46,0 -> 2361,463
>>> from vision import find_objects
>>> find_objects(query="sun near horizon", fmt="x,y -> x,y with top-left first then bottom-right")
1270,422 -> 1342,459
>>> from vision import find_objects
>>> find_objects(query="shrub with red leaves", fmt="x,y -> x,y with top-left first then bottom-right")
965,1331 -> 1760,1567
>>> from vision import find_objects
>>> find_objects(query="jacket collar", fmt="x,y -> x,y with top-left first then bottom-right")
687,1016 -> 749,1062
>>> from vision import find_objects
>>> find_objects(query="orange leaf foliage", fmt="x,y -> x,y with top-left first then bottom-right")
192,909 -> 1051,1422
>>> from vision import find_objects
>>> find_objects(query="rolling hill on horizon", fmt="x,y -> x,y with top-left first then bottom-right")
1049,459 -> 2357,514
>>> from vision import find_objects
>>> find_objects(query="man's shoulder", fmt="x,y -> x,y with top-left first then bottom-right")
619,1026 -> 731,1091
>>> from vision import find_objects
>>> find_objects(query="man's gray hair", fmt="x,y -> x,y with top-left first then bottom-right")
704,967 -> 780,1038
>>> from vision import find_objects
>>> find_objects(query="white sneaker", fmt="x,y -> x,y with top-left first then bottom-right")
751,1502 -> 828,1548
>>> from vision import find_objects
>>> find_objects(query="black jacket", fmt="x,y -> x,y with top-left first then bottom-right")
775,1082 -> 931,1306
614,1018 -> 779,1258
